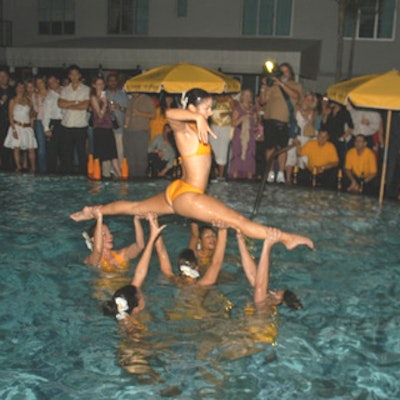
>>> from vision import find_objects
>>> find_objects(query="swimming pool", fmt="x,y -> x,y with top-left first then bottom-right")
0,174 -> 399,399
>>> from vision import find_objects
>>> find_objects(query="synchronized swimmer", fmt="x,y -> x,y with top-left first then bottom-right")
71,88 -> 313,252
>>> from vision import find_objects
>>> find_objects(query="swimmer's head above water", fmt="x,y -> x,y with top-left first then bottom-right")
198,225 -> 217,251
268,289 -> 303,310
103,285 -> 139,320
283,290 -> 303,310
84,222 -> 114,251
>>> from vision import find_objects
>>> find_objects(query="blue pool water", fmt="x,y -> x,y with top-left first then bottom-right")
0,174 -> 399,399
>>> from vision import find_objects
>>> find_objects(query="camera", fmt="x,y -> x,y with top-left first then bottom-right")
262,59 -> 282,87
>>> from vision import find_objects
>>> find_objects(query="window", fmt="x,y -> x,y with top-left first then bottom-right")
344,0 -> 396,39
177,0 -> 187,17
242,0 -> 292,36
38,0 -> 75,35
108,0 -> 148,35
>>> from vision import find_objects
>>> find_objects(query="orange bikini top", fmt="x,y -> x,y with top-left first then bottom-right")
100,251 -> 128,272
180,123 -> 211,160
180,141 -> 211,160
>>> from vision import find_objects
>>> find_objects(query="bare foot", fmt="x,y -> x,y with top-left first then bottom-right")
279,231 -> 314,250
70,206 -> 96,222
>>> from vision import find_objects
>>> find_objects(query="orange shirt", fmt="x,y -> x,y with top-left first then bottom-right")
149,107 -> 168,142
345,147 -> 377,177
300,140 -> 339,171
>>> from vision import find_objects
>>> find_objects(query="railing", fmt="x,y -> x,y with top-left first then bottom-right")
0,20 -> 12,46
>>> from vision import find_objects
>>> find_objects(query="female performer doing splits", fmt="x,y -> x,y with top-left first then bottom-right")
71,89 -> 313,251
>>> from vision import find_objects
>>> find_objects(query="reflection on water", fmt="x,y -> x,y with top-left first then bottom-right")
1,175 -> 400,399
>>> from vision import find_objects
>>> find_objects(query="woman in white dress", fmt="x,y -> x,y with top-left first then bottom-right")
4,81 -> 37,172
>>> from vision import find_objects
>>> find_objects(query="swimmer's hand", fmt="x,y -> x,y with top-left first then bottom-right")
70,206 -> 97,222
211,219 -> 228,230
196,115 -> 216,144
147,213 -> 166,241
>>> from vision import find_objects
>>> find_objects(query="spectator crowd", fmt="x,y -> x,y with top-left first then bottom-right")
0,63 -> 399,199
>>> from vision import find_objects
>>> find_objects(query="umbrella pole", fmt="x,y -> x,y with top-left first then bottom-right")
379,110 -> 392,205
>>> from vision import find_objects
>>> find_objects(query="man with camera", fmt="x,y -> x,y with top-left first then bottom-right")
259,62 -> 303,184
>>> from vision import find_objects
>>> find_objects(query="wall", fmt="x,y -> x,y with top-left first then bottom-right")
2,0 -> 399,93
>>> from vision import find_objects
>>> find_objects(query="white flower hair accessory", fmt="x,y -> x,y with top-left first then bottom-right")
82,231 -> 93,251
115,296 -> 129,320
180,91 -> 188,109
179,265 -> 200,279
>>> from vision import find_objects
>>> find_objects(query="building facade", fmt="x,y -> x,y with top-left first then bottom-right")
0,0 -> 398,93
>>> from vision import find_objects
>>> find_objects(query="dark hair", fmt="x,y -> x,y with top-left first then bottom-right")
15,80 -> 25,88
199,224 -> 216,237
279,62 -> 295,80
283,290 -> 303,310
47,73 -> 61,82
67,64 -> 82,76
90,76 -> 105,96
34,75 -> 47,85
355,134 -> 367,142
177,248 -> 198,269
160,92 -> 178,114
184,88 -> 211,109
106,72 -> 118,82
102,285 -> 139,318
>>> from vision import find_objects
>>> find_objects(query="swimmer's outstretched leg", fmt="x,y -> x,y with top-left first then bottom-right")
172,193 -> 314,250
70,192 -> 174,221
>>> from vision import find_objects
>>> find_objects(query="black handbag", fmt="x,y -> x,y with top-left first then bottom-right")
111,112 -> 119,129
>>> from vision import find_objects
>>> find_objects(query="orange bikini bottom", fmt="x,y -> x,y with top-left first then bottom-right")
165,179 -> 204,204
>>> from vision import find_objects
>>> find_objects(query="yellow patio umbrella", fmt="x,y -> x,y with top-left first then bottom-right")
327,70 -> 400,204
124,62 -> 241,94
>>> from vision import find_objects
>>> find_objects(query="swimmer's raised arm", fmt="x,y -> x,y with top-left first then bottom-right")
154,225 -> 174,279
254,229 -> 281,305
120,216 -> 145,261
84,208 -> 103,266
166,107 -> 216,143
236,231 -> 257,288
131,214 -> 166,289
188,221 -> 200,252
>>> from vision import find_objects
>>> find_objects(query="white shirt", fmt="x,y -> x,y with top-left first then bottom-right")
349,109 -> 381,137
60,83 -> 90,128
42,89 -> 63,131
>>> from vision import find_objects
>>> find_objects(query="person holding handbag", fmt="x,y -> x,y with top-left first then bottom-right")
259,62 -> 303,184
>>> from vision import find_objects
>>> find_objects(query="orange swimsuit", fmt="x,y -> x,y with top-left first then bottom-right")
165,140 -> 211,204
100,251 -> 129,272
180,141 -> 211,160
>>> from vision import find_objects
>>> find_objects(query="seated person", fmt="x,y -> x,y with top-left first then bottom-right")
102,214 -> 166,320
147,123 -> 177,178
344,134 -> 378,195
295,130 -> 339,189
83,208 -> 144,272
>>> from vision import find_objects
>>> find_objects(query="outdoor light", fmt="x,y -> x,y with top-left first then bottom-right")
263,59 -> 278,74
262,59 -> 282,86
